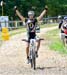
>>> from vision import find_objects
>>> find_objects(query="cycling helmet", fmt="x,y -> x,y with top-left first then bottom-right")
64,16 -> 67,20
28,11 -> 35,17
58,16 -> 61,19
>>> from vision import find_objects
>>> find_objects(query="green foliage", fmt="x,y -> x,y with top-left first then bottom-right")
46,0 -> 67,16
0,0 -> 67,19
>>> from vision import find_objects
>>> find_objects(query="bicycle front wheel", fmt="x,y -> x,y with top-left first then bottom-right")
32,51 -> 36,70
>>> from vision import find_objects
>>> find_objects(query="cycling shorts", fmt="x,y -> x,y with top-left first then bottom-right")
28,32 -> 36,43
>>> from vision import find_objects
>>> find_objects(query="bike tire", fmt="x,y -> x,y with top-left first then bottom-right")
32,51 -> 36,70
30,59 -> 33,68
33,56 -> 36,70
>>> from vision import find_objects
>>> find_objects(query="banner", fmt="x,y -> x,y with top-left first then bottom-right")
0,16 -> 9,28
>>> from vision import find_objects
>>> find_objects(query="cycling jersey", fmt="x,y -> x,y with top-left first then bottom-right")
24,18 -> 38,43
59,20 -> 67,33
59,20 -> 67,39
25,18 -> 37,33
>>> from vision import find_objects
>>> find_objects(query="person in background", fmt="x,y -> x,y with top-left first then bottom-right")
59,16 -> 67,45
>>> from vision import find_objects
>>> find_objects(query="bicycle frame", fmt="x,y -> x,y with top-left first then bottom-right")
29,39 -> 37,70
29,39 -> 36,59
22,38 -> 44,70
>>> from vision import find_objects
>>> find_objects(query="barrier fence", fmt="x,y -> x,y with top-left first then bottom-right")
0,17 -> 60,31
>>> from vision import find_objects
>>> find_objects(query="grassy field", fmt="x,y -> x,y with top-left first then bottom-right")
45,29 -> 67,55
9,27 -> 26,36
40,23 -> 58,28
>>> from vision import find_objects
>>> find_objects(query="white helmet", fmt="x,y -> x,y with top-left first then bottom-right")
64,16 -> 67,20
58,15 -> 61,19
28,11 -> 35,16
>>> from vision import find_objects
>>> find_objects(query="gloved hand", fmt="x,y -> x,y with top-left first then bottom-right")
45,5 -> 48,10
14,6 -> 18,11
13,6 -> 18,15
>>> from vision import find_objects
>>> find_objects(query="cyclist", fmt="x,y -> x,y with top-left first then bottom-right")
14,6 -> 48,62
59,16 -> 67,45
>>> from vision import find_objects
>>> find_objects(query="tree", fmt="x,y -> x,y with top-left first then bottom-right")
0,0 -> 67,19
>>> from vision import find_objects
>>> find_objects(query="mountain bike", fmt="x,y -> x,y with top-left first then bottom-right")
22,38 -> 44,70
29,39 -> 36,70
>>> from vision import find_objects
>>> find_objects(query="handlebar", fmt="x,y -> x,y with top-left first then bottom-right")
22,38 -> 44,42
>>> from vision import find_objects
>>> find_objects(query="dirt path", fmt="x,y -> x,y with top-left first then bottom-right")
0,26 -> 67,75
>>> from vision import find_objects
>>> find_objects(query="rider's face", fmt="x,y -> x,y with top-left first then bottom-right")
29,15 -> 34,19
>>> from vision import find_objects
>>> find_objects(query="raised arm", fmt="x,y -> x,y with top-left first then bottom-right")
14,6 -> 25,21
37,6 -> 48,21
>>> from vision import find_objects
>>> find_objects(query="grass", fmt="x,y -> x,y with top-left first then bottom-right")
45,29 -> 67,55
40,23 -> 58,28
9,27 -> 26,36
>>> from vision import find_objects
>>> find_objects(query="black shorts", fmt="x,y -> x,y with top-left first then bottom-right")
65,36 -> 67,38
28,32 -> 36,43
